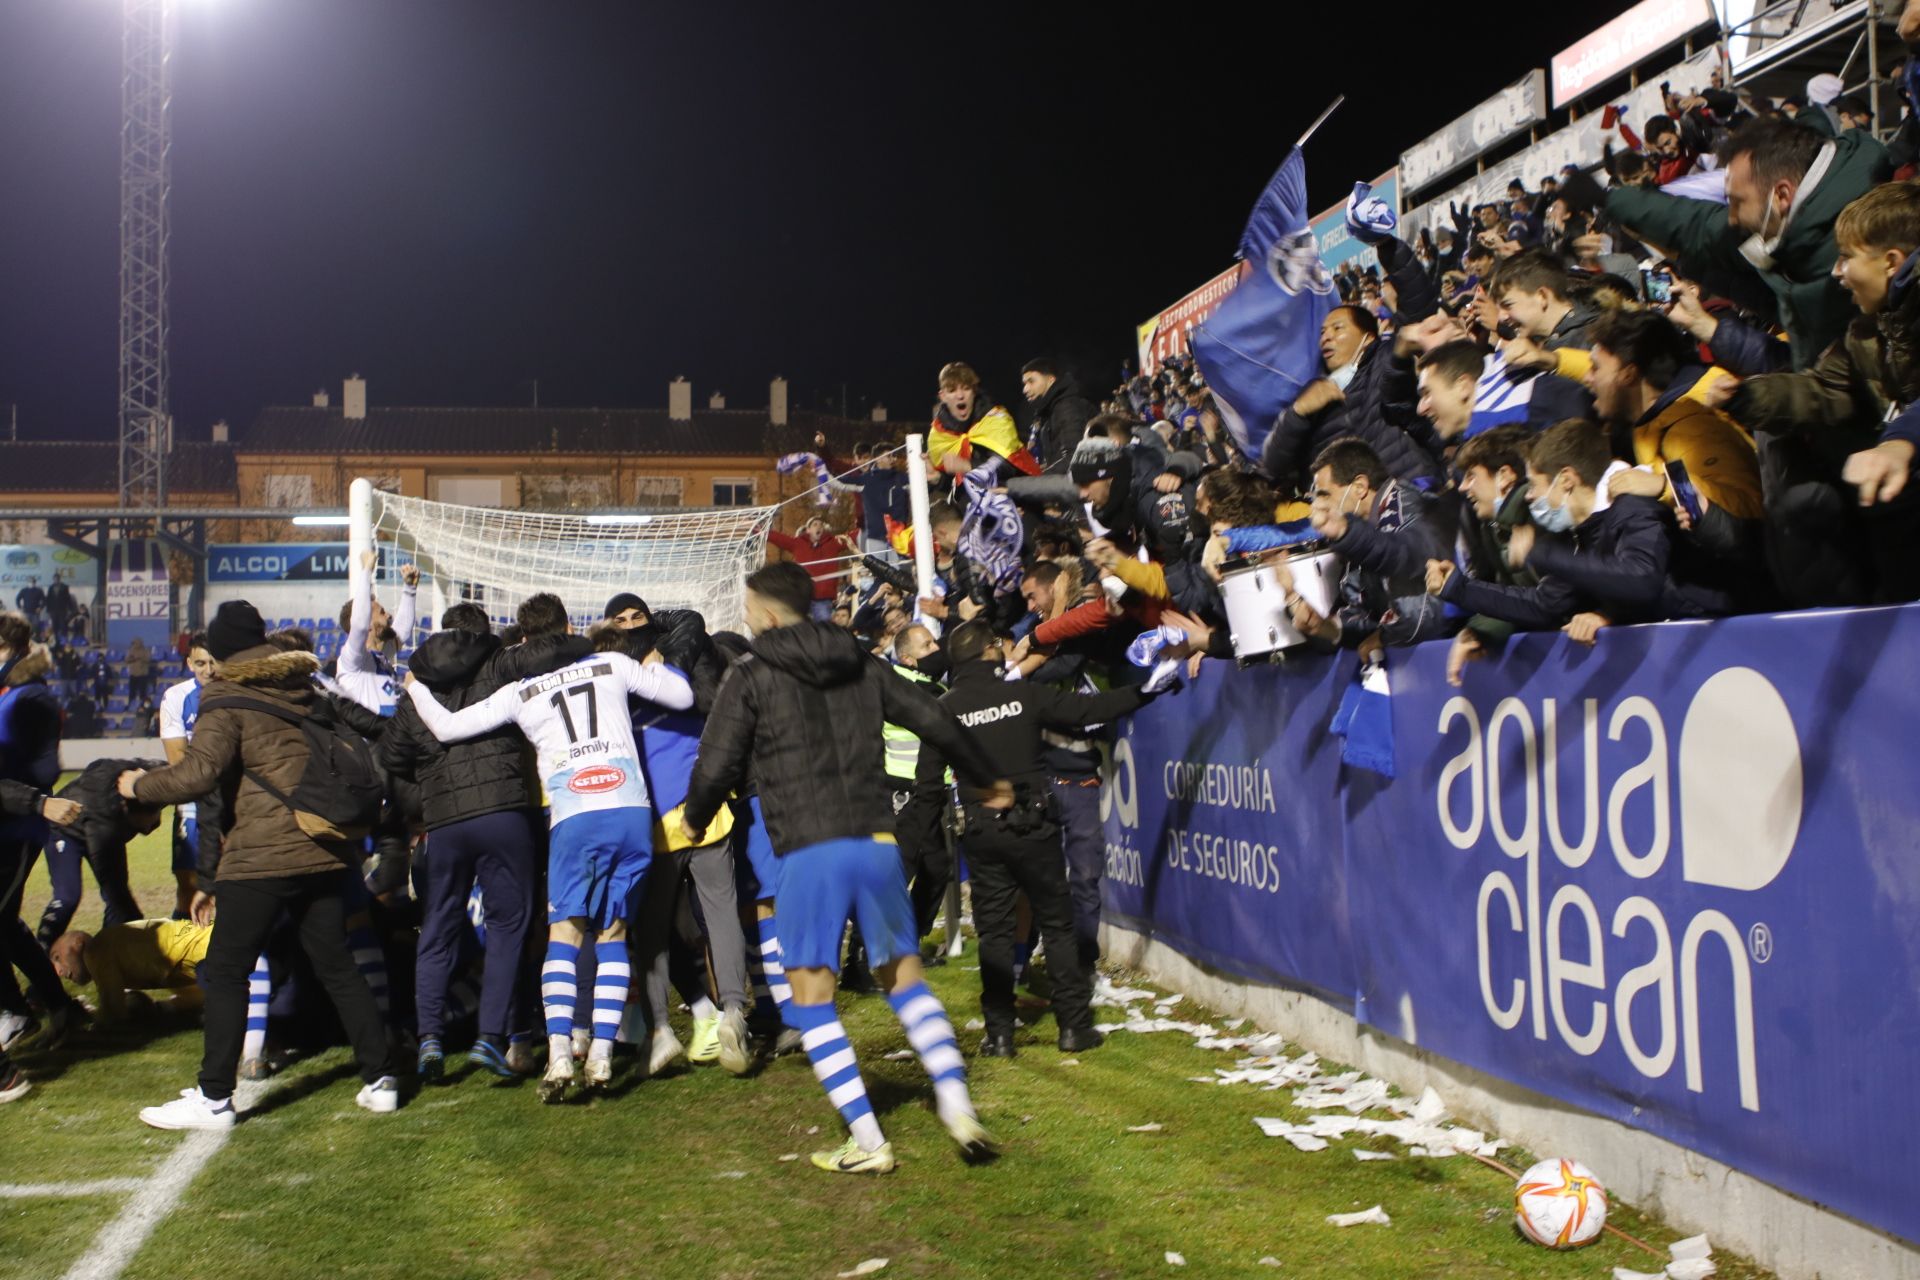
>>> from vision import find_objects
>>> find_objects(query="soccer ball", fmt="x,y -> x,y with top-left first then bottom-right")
1513,1157 -> 1608,1249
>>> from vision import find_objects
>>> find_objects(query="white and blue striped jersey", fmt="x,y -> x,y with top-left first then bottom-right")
334,573 -> 416,717
158,677 -> 202,822
405,651 -> 693,828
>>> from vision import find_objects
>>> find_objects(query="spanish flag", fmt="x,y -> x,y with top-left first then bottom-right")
928,404 -> 1041,477
885,514 -> 915,558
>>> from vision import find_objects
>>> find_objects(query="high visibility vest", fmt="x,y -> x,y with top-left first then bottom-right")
883,664 -> 944,781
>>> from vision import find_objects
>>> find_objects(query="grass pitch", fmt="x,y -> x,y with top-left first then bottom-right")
2,797 -> 1771,1279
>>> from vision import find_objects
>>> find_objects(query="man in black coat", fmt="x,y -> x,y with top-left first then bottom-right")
35,758 -> 166,945
679,562 -> 1008,1176
381,602 -> 590,1079
1020,358 -> 1096,472
918,621 -> 1158,1058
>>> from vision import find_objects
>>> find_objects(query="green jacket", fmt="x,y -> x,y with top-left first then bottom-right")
1604,129 -> 1889,369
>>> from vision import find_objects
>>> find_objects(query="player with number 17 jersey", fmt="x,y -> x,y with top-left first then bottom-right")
404,651 -> 694,925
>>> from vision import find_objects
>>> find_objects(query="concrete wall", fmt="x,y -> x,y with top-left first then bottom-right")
1103,922 -> 1920,1280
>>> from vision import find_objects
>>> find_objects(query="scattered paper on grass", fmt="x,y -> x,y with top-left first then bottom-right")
1665,1263 -> 1716,1280
777,1154 -> 799,1162
1612,1270 -> 1665,1280
1257,1257 -> 1281,1267
882,1050 -> 914,1061
715,1170 -> 747,1179
1125,1123 -> 1164,1133
1353,1150 -> 1395,1161
1670,1235 -> 1713,1260
806,1126 -> 820,1135
836,1260 -> 889,1278
964,1019 -> 986,1032
1020,1114 -> 1034,1125
1325,1206 -> 1391,1228
1164,1251 -> 1186,1266
1223,1017 -> 1247,1031
1060,1058 -> 1081,1067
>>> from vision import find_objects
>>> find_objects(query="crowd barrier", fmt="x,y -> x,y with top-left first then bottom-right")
1098,603 -> 1920,1250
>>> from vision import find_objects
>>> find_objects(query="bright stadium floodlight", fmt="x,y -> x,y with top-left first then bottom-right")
290,514 -> 350,526
584,514 -> 654,525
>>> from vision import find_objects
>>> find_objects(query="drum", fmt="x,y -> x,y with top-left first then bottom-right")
1220,544 -> 1342,659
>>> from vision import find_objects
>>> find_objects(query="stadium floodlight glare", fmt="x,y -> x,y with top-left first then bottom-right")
290,514 -> 351,526
584,514 -> 654,525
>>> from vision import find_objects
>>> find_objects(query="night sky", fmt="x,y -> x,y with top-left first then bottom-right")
0,1 -> 1606,444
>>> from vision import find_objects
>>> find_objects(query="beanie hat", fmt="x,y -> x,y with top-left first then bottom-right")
207,600 -> 268,661
1070,436 -> 1130,486
604,591 -> 650,619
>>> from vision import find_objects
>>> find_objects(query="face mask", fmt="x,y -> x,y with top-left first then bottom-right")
1328,357 -> 1361,391
1529,484 -> 1577,534
1737,196 -> 1782,271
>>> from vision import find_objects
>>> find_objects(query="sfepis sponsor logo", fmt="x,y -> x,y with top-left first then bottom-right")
1434,666 -> 1798,1113
568,765 -> 627,795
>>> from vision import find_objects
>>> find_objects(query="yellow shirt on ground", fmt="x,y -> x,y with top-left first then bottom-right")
87,919 -> 212,1023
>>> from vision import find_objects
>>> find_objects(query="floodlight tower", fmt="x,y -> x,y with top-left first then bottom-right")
119,0 -> 172,510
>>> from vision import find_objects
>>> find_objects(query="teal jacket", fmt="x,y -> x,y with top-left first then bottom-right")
1604,129 -> 1889,369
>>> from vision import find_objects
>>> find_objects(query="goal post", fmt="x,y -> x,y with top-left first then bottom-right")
349,479 -> 782,639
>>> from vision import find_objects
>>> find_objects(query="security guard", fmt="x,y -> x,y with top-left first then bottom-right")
917,620 -> 1159,1056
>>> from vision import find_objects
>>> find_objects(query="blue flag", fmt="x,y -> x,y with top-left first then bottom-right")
1191,148 -> 1335,462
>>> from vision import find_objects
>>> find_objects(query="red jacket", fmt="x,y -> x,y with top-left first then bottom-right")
767,529 -> 852,601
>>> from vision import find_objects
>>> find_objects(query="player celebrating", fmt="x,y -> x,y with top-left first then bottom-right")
404,593 -> 693,1101
332,552 -> 419,717
681,562 -> 1010,1174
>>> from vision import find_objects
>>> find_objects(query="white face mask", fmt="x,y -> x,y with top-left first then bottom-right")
1328,357 -> 1361,391
1738,140 -> 1836,272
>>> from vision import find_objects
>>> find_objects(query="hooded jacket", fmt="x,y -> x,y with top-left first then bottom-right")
1026,378 -> 1097,472
131,645 -> 358,884
0,645 -> 60,842
52,757 -> 166,855
1604,128 -> 1890,368
682,621 -> 1000,854
383,630 -> 591,830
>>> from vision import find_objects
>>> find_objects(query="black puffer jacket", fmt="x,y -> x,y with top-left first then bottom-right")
682,621 -> 999,855
381,631 -> 589,831
53,757 -> 166,854
1026,377 -> 1097,472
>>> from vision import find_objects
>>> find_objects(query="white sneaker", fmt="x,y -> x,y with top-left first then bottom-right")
139,1087 -> 236,1131
716,1008 -> 751,1076
647,1027 -> 685,1076
538,1054 -> 574,1104
0,1068 -> 30,1104
0,1012 -> 34,1051
354,1076 -> 400,1114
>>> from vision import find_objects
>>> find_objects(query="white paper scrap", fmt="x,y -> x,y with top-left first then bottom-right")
1326,1206 -> 1391,1228
1354,1150 -> 1396,1161
1670,1235 -> 1713,1260
836,1261 -> 889,1278
1257,1258 -> 1282,1267
964,1019 -> 986,1032
777,1154 -> 799,1162
1664,1262 -> 1717,1280
882,1049 -> 914,1061
1126,1123 -> 1164,1133
1612,1270 -> 1666,1280
1164,1252 -> 1186,1266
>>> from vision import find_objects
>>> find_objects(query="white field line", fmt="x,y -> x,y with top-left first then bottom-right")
0,1177 -> 148,1198
56,1078 -> 275,1280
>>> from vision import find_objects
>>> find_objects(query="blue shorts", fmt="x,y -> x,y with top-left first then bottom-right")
774,836 -> 914,973
730,796 -> 780,904
548,807 -> 653,929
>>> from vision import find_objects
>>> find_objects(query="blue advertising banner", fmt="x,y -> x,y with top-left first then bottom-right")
1102,605 -> 1920,1246
207,543 -> 353,583
1100,654 -> 1359,1008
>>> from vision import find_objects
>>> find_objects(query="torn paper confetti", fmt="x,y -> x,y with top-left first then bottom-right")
1325,1206 -> 1391,1228
1164,1252 -> 1186,1266
777,1154 -> 799,1162
964,1019 -> 986,1032
1353,1150 -> 1396,1161
714,1170 -> 747,1179
1670,1236 -> 1713,1260
1257,1258 -> 1281,1267
1059,1058 -> 1081,1067
1665,1263 -> 1717,1280
1612,1270 -> 1666,1280
1126,1123 -> 1165,1133
836,1261 -> 889,1278
882,1050 -> 915,1061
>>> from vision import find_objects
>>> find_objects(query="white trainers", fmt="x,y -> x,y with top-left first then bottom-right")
716,1008 -> 751,1076
0,1067 -> 31,1104
354,1076 -> 400,1114
647,1027 -> 685,1076
139,1087 -> 237,1131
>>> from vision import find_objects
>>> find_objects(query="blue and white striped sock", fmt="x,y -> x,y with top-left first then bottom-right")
787,999 -> 884,1151
745,928 -> 773,1018
542,941 -> 580,1040
887,980 -> 974,1124
756,916 -> 794,1027
348,921 -> 391,1019
590,939 -> 629,1058
241,953 -> 270,1062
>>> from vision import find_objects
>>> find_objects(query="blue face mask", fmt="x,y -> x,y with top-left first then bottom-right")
1529,486 -> 1576,534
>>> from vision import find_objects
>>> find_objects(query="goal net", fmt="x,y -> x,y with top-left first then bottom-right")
358,483 -> 780,639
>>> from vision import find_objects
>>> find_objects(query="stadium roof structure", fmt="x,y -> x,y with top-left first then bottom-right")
241,405 -> 880,457
0,441 -> 236,493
